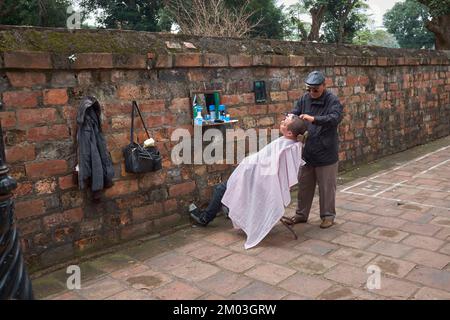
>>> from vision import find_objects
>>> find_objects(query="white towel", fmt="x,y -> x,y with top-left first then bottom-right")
222,137 -> 305,249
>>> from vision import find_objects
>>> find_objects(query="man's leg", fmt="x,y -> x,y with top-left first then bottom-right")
203,181 -> 227,223
295,165 -> 317,222
316,162 -> 338,227
190,181 -> 227,226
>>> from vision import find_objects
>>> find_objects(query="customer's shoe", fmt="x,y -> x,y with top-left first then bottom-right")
189,206 -> 209,227
320,219 -> 334,229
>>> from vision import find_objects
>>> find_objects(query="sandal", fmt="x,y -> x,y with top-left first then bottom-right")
280,215 -> 307,226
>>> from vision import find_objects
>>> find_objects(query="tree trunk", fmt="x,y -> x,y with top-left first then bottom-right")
307,5 -> 326,42
337,0 -> 358,44
426,14 -> 450,50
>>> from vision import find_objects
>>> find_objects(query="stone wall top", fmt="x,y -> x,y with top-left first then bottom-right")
0,26 -> 449,67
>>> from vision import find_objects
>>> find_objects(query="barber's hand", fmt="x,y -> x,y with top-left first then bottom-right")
299,114 -> 315,123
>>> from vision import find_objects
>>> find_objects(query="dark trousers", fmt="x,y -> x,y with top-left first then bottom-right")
296,162 -> 338,221
204,181 -> 228,223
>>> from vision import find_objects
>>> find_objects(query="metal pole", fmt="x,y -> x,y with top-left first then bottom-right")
0,122 -> 34,300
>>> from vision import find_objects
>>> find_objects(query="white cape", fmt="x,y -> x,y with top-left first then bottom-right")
221,137 -> 305,249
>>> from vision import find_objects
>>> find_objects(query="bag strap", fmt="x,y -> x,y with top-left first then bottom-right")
130,101 -> 151,143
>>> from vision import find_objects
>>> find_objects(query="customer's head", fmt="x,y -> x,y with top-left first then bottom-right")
305,70 -> 326,99
280,115 -> 307,140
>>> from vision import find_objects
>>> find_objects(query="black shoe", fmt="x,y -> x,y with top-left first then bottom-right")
189,208 -> 209,226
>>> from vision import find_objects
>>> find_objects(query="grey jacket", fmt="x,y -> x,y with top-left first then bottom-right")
77,97 -> 114,192
292,90 -> 343,167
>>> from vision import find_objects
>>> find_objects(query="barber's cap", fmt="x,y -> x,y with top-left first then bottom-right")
305,71 -> 325,86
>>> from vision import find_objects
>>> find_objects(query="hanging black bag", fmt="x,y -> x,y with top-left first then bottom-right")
123,101 -> 162,173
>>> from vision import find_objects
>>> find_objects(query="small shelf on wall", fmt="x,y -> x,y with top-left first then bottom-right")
194,120 -> 239,128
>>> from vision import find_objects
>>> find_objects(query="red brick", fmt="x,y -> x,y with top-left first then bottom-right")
257,117 -> 275,127
25,160 -> 68,179
0,112 -> 17,128
270,55 -> 290,67
132,203 -> 164,221
249,105 -> 268,115
43,208 -> 84,229
155,54 -> 173,68
72,53 -> 113,69
378,57 -> 388,66
170,98 -> 191,112
169,181 -> 196,197
288,89 -> 301,101
15,199 -> 45,219
4,52 -> 52,69
104,179 -> 139,198
164,199 -> 178,213
229,54 -> 252,67
241,93 -> 255,104
43,89 -> 68,105
252,55 -> 271,66
289,55 -> 305,67
113,54 -> 147,69
147,115 -> 166,128
59,175 -> 76,190
116,84 -> 149,100
174,53 -> 202,67
268,103 -> 289,114
270,91 -> 288,102
17,219 -> 42,235
203,53 -> 228,67
17,108 -> 57,127
13,182 -> 33,198
27,124 -> 69,142
6,144 -> 36,163
6,72 -> 46,87
139,99 -> 165,113
221,95 -> 241,105
3,91 -> 40,108
227,106 -> 248,117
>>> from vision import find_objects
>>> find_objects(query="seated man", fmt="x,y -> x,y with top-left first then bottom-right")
190,116 -> 307,249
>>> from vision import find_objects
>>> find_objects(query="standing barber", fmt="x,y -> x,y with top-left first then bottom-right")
287,71 -> 343,229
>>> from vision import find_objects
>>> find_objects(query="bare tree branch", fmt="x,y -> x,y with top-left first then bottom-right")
166,0 -> 261,38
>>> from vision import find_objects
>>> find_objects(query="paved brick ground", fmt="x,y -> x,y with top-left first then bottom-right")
33,138 -> 450,300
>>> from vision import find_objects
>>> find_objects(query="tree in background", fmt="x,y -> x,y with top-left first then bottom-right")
223,0 -> 286,39
417,0 -> 450,50
383,0 -> 435,49
166,0 -> 260,38
284,2 -> 310,41
0,0 -> 71,27
79,0 -> 171,32
284,0 -> 368,44
323,0 -> 368,44
353,29 -> 399,48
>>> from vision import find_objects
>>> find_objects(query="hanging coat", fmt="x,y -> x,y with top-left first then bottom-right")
221,137 -> 305,249
76,96 -> 114,192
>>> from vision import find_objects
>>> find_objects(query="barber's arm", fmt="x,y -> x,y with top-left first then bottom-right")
311,100 -> 343,127
291,97 -> 303,116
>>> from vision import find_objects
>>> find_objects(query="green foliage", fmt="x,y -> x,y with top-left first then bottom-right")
79,0 -> 171,32
323,0 -> 369,44
284,3 -> 310,41
383,0 -> 435,49
224,0 -> 286,39
417,0 -> 450,17
0,0 -> 71,27
353,29 -> 399,48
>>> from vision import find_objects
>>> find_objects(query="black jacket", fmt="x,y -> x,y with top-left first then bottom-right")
292,90 -> 343,167
77,97 -> 114,192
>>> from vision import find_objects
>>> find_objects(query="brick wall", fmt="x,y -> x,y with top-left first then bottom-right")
0,27 -> 449,270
